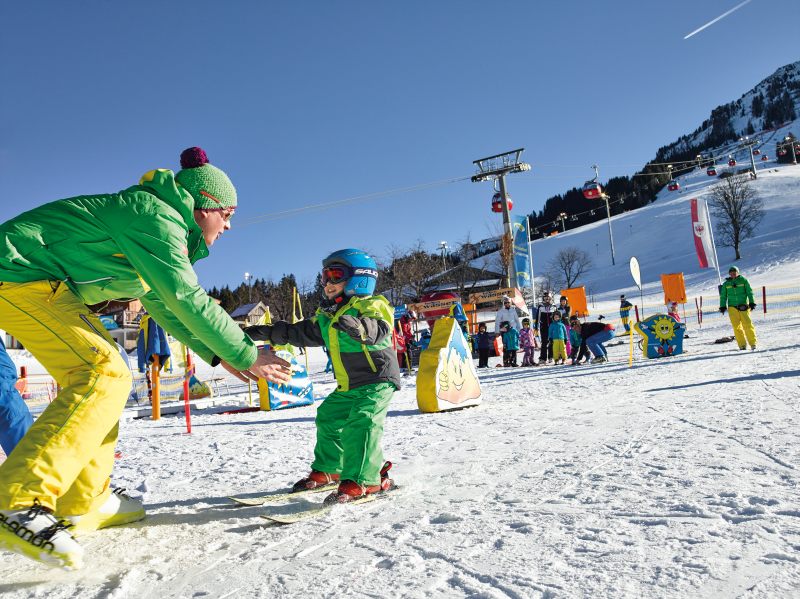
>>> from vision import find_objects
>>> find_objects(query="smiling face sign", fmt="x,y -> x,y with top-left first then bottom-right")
416,317 -> 482,413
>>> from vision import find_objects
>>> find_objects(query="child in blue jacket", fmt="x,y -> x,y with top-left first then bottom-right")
500,321 -> 520,367
547,312 -> 568,365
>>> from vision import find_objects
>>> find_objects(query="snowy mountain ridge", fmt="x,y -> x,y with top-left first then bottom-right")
657,60 -> 800,162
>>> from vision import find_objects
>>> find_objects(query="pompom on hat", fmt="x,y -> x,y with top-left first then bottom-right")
175,147 -> 237,210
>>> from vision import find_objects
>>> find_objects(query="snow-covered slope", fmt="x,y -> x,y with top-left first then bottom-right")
475,125 -> 800,304
1,315 -> 799,598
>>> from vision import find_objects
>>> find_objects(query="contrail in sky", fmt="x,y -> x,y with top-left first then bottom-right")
684,0 -> 753,39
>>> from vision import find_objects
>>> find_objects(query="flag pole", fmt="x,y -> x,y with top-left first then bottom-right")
703,199 -> 723,286
526,220 -> 536,308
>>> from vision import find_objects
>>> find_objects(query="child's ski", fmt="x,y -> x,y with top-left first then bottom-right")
261,487 -> 397,525
228,483 -> 337,506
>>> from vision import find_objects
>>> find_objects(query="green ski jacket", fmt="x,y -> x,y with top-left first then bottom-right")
0,169 -> 257,370
719,275 -> 755,309
246,295 -> 401,392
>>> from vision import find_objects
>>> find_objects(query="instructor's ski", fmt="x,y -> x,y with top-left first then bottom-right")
228,483 -> 337,506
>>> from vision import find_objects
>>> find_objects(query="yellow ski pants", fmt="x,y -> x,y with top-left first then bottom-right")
551,339 -> 567,361
0,281 -> 131,515
728,307 -> 757,349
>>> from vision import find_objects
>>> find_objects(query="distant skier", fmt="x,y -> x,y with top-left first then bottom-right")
619,295 -> 633,332
246,249 -> 400,504
519,318 -> 538,366
667,302 -> 681,322
568,318 -> 591,365
719,265 -> 757,350
580,320 -> 617,363
557,295 -> 573,356
535,291 -> 557,363
499,321 -> 520,367
494,295 -> 521,334
398,312 -> 415,372
474,323 -> 493,368
548,312 -> 568,365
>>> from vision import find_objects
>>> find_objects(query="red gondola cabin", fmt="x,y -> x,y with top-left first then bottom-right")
491,192 -> 512,213
728,158 -> 737,167
706,166 -> 717,176
753,149 -> 760,155
582,181 -> 603,200
667,180 -> 680,191
761,154 -> 768,161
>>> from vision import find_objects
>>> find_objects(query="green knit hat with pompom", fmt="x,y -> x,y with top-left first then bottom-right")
175,147 -> 237,209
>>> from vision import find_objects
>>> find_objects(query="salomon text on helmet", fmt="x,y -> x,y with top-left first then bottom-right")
322,248 -> 378,297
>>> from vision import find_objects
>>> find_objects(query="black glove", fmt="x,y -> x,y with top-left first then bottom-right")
333,315 -> 366,341
719,307 -> 727,314
749,303 -> 756,311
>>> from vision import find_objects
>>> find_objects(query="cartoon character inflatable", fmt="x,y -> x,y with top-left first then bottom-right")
417,317 -> 482,413
634,314 -> 686,359
257,347 -> 315,410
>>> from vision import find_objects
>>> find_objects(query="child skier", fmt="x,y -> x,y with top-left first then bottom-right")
569,318 -> 590,365
557,295 -> 573,356
667,302 -> 681,322
535,291 -> 556,363
519,318 -> 538,366
619,295 -> 633,332
500,321 -> 520,367
474,323 -> 493,368
246,249 -> 401,503
548,312 -> 568,365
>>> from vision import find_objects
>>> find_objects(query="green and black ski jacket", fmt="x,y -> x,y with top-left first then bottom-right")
246,295 -> 401,393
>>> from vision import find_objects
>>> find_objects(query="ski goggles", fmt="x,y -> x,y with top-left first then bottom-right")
321,265 -> 351,284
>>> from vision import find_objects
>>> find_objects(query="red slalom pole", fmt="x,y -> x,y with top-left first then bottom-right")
762,286 -> 767,315
182,347 -> 193,434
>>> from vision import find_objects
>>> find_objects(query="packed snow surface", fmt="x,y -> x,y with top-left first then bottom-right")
1,312 -> 799,598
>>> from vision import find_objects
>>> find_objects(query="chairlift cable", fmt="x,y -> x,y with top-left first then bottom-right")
237,175 -> 472,226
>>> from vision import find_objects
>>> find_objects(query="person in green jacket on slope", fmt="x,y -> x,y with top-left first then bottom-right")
719,265 -> 758,350
0,147 -> 292,570
246,249 -> 401,504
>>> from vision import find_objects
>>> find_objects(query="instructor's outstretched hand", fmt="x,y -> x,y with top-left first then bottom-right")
222,348 -> 292,384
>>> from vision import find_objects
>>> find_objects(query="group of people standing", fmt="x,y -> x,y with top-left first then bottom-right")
472,293 -> 616,367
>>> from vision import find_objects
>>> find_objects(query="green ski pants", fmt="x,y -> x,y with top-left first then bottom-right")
311,382 -> 394,485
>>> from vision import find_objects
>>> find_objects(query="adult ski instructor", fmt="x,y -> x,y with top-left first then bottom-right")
0,147 -> 292,570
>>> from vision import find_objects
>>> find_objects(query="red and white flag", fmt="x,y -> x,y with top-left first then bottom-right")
690,198 -> 716,269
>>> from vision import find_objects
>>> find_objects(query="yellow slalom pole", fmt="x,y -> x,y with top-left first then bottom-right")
248,380 -> 253,407
628,324 -> 634,367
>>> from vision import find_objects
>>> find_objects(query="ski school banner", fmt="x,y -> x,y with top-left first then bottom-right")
512,215 -> 533,290
690,198 -> 716,269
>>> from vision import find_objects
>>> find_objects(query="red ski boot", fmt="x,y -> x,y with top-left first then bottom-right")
291,470 -> 339,493
324,462 -> 394,504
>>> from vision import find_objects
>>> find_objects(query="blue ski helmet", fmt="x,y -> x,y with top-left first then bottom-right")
322,248 -> 378,297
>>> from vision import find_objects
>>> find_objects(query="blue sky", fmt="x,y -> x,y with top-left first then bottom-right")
1,1 -> 798,290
